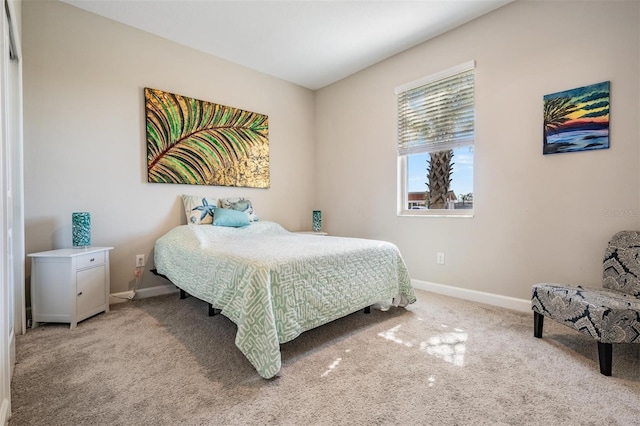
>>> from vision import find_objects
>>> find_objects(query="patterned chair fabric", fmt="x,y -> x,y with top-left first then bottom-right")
531,231 -> 640,375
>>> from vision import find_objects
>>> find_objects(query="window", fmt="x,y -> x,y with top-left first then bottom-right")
396,61 -> 475,216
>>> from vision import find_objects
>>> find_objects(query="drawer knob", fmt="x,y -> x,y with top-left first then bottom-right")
77,292 -> 83,296
90,258 -> 95,262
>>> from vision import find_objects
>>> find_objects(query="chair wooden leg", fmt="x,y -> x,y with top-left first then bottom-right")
597,341 -> 612,376
533,312 -> 544,338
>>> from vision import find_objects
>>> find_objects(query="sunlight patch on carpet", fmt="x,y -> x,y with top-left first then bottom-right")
378,323 -> 467,367
320,349 -> 350,377
428,375 -> 436,387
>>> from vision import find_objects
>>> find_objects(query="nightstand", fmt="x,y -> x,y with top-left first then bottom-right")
295,231 -> 328,236
28,246 -> 113,329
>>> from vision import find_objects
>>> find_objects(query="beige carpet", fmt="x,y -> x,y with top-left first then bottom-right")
9,289 -> 640,425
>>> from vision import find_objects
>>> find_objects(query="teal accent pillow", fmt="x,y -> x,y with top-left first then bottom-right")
213,208 -> 250,227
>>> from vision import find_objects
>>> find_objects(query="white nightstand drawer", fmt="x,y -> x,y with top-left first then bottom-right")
76,251 -> 105,269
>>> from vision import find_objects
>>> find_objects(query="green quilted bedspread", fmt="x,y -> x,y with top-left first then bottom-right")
154,221 -> 416,378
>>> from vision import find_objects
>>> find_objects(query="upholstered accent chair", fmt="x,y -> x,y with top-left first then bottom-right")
531,231 -> 640,376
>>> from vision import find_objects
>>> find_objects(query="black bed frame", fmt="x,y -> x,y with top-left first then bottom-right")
151,268 -> 371,316
151,268 -> 221,316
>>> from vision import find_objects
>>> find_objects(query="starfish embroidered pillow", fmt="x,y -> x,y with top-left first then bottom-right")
182,195 -> 218,225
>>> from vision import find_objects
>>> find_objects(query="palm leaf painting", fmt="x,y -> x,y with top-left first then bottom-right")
145,88 -> 269,187
543,81 -> 610,155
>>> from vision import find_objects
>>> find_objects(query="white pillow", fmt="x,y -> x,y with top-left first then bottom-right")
218,197 -> 258,222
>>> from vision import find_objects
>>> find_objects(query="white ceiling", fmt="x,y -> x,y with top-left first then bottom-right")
61,0 -> 511,90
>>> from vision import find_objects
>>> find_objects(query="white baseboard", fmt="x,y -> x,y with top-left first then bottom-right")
109,285 -> 179,305
411,279 -> 531,313
136,285 -> 179,299
0,398 -> 9,426
109,291 -> 135,305
109,280 -> 531,313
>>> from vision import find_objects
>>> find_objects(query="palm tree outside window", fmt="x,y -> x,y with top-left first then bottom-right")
396,61 -> 475,216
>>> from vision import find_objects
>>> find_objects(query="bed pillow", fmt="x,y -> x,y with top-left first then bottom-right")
182,195 -> 217,225
213,208 -> 250,227
219,197 -> 259,222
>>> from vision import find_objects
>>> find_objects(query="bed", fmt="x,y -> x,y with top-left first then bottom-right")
154,221 -> 416,378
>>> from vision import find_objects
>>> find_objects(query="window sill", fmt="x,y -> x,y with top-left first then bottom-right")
398,210 -> 474,218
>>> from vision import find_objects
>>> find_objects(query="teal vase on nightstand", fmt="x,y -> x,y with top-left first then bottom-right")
312,210 -> 322,232
72,212 -> 91,247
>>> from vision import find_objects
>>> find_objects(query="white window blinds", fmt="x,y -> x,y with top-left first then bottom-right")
396,61 -> 475,156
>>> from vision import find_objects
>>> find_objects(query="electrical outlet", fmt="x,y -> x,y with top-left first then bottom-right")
136,254 -> 145,267
436,252 -> 445,265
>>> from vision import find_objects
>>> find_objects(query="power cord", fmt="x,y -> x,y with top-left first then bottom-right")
130,265 -> 144,298
112,265 -> 144,300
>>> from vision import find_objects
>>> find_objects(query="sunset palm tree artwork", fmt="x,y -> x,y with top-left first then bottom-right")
145,88 -> 269,187
543,81 -> 610,155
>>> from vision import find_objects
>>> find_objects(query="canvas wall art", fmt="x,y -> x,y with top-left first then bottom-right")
543,81 -> 610,155
145,88 -> 270,187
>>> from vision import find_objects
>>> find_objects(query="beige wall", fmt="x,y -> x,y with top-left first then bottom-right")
315,1 -> 640,299
22,1 -> 316,294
